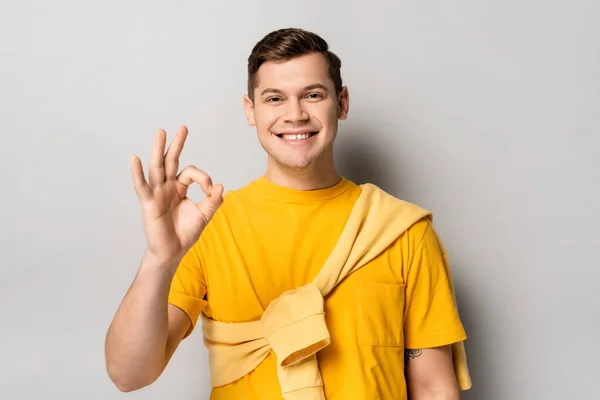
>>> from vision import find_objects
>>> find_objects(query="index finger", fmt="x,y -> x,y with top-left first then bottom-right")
149,129 -> 166,187
164,125 -> 188,181
176,165 -> 213,194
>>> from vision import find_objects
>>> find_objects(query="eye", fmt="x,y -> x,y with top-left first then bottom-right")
305,92 -> 324,100
266,96 -> 282,103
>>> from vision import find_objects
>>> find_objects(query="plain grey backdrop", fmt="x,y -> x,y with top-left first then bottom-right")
1,1 -> 598,399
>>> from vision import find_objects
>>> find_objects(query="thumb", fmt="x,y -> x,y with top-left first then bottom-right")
198,183 -> 224,221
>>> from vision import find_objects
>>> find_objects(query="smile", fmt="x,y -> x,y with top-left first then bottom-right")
275,132 -> 319,141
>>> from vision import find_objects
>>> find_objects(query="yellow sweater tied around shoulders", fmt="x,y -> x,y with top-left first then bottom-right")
201,183 -> 472,399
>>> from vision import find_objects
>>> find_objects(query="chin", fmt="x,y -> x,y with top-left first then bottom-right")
277,159 -> 315,170
279,151 -> 330,170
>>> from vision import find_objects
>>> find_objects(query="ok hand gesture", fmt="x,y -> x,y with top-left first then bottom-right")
131,126 -> 224,265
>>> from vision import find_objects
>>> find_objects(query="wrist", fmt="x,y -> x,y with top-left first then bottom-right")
140,251 -> 182,277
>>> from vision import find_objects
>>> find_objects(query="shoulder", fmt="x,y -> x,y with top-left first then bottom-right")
357,182 -> 436,245
404,218 -> 433,243
358,182 -> 432,226
358,183 -> 428,212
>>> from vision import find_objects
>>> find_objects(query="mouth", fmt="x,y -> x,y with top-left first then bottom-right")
274,132 -> 319,141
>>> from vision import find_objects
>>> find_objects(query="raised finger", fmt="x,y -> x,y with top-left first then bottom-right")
164,125 -> 188,181
131,154 -> 151,202
149,129 -> 166,187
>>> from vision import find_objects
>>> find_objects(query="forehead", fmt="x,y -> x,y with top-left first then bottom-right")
255,52 -> 333,92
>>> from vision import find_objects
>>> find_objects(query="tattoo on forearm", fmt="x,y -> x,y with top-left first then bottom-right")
404,349 -> 422,366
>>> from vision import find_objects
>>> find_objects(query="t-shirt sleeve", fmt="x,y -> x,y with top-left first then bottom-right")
402,219 -> 467,349
168,243 -> 208,338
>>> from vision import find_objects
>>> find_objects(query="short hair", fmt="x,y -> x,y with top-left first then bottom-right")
247,28 -> 343,102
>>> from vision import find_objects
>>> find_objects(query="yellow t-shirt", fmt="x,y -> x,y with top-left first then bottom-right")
168,176 -> 466,400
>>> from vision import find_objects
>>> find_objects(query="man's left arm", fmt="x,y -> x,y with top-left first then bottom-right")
404,346 -> 459,400
401,219 -> 468,399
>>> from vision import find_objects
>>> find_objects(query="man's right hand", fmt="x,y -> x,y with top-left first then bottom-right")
131,125 -> 224,266
105,125 -> 222,392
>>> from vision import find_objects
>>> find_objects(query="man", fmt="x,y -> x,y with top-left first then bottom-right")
105,28 -> 469,399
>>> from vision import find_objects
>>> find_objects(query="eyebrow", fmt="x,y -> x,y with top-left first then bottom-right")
260,83 -> 330,96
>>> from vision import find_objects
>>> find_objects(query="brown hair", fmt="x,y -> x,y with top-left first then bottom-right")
247,28 -> 343,102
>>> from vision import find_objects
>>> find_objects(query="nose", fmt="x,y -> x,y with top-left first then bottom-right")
284,98 -> 309,123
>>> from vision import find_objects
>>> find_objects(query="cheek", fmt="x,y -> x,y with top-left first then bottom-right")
255,108 -> 282,131
310,104 -> 338,128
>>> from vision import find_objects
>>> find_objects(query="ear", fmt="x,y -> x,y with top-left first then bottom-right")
337,86 -> 349,120
243,94 -> 256,126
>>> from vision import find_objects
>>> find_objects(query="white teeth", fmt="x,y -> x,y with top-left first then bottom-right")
281,133 -> 311,140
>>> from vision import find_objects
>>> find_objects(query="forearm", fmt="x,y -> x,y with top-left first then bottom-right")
104,253 -> 179,391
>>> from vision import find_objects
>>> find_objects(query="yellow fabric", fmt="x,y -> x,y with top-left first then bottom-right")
168,177 -> 470,399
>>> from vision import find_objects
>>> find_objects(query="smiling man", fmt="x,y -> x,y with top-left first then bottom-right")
105,28 -> 471,399
244,47 -> 345,190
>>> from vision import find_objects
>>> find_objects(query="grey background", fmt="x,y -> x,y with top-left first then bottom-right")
1,1 -> 598,399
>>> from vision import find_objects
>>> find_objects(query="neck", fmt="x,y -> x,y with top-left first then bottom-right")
265,157 -> 341,191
